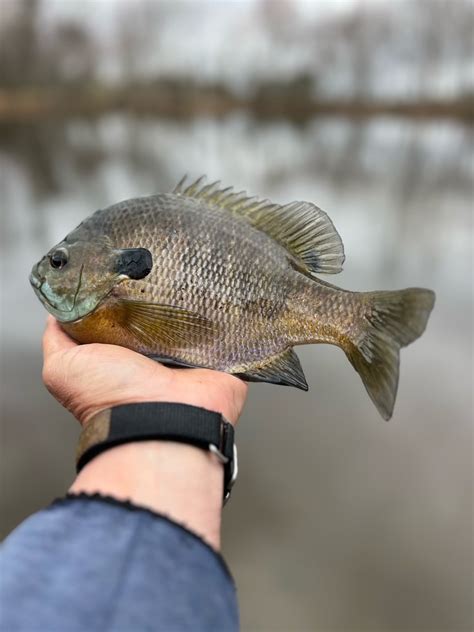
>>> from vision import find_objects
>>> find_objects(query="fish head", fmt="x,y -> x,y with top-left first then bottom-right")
30,234 -> 153,323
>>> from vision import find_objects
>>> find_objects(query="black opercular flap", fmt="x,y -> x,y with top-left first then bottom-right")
115,248 -> 153,280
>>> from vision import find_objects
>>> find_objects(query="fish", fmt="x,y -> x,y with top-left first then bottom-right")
30,175 -> 435,420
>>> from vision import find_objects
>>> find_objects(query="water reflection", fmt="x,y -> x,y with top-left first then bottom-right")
0,115 -> 472,630
2,118 -> 470,222
2,115 -> 471,299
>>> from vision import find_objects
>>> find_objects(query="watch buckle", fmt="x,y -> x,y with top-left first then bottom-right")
209,443 -> 238,504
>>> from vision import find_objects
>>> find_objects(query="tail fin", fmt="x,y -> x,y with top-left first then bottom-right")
346,288 -> 435,420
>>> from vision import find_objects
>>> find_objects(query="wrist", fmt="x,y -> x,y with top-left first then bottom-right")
76,402 -> 237,503
70,440 -> 224,549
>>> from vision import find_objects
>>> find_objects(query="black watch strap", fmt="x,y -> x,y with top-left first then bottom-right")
76,402 -> 237,503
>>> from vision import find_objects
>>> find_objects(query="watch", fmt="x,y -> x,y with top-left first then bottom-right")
76,402 -> 238,503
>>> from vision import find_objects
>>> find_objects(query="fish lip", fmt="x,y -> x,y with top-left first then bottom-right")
29,265 -> 66,313
30,260 -> 111,322
30,262 -> 86,320
29,265 -> 43,290
29,272 -> 42,290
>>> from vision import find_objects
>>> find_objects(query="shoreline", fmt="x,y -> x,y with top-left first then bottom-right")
0,87 -> 472,123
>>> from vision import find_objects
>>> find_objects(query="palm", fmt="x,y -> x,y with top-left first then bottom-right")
43,317 -> 247,425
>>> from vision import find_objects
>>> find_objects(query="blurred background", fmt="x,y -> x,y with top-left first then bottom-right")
0,0 -> 472,629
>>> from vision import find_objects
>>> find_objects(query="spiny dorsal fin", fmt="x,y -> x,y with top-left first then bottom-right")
173,175 -> 345,276
234,348 -> 308,391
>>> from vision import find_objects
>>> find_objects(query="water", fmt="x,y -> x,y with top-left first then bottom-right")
0,114 -> 472,630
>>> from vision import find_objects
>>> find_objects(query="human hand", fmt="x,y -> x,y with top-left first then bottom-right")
42,316 -> 248,426
42,316 -> 246,548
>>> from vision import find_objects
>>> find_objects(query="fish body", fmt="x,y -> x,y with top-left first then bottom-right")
30,177 -> 435,419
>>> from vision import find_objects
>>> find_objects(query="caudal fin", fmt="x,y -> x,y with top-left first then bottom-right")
346,288 -> 435,420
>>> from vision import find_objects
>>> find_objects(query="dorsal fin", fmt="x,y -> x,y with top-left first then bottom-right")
173,175 -> 345,275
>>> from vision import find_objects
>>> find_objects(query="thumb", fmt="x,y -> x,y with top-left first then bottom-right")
43,316 -> 78,358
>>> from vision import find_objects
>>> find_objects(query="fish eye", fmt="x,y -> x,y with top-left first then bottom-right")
49,249 -> 68,270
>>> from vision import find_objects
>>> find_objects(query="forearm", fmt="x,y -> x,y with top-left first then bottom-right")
70,440 -> 225,549
0,430 -> 235,631
1,319 -> 245,630
0,494 -> 238,631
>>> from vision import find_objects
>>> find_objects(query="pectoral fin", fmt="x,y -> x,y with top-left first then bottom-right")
235,348 -> 308,391
117,299 -> 215,349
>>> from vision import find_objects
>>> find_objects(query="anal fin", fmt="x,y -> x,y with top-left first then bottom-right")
235,348 -> 308,391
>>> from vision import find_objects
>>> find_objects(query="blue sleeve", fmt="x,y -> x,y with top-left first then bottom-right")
0,494 -> 238,632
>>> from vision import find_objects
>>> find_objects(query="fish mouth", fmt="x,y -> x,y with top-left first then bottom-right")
29,264 -> 46,295
29,269 -> 53,308
29,263 -> 84,318
29,269 -> 42,290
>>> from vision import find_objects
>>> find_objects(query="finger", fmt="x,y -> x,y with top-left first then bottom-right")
43,315 -> 77,357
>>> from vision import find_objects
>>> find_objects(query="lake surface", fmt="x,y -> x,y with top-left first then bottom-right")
1,114 -> 472,630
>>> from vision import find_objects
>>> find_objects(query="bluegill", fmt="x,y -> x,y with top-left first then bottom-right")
30,176 -> 435,420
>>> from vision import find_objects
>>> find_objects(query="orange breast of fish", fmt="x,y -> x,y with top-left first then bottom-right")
61,301 -> 138,350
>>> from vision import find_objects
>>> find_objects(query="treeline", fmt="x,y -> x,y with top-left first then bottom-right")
0,0 -> 472,121
0,81 -> 472,122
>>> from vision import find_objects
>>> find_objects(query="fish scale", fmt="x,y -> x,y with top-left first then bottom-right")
30,176 -> 435,420
95,194 -> 294,368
